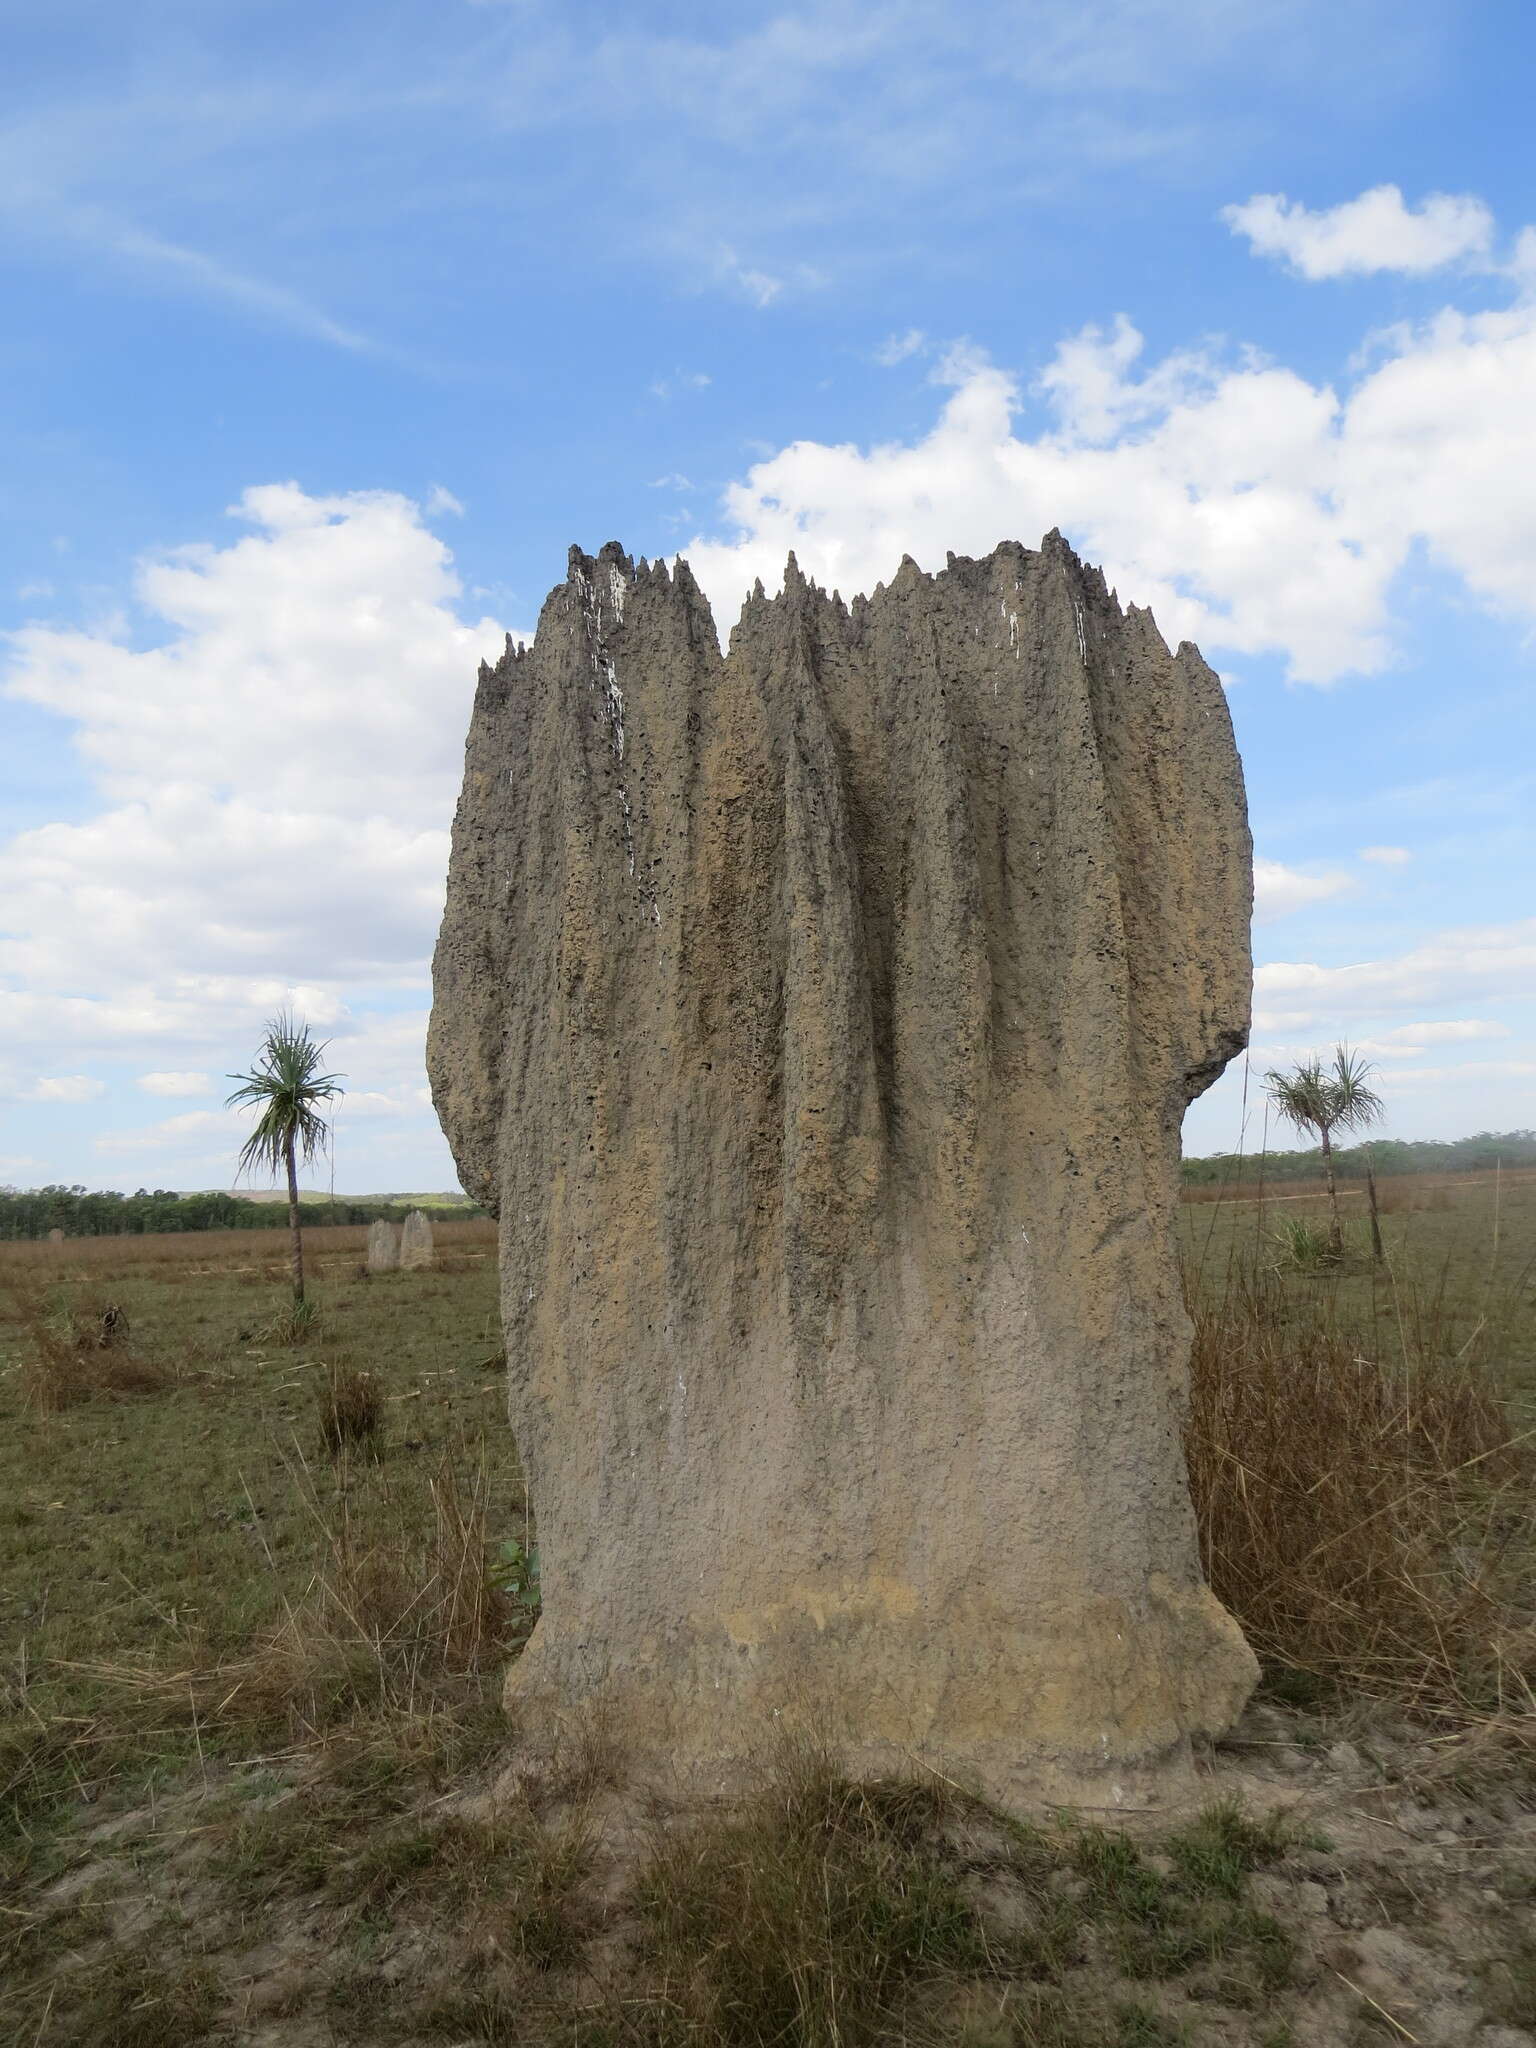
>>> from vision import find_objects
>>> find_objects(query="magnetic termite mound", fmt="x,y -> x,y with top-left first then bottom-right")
428,532 -> 1257,1800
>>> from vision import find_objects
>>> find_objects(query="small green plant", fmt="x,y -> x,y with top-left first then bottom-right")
1163,1800 -> 1290,1901
1069,1827 -> 1166,1923
495,1536 -> 541,1617
1115,2003 -> 1186,2046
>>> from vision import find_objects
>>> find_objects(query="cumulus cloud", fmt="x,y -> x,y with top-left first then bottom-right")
683,239 -> 1536,684
1253,859 -> 1352,923
1358,1020 -> 1513,1059
1253,919 -> 1536,1032
24,1075 -> 106,1103
1378,1019 -> 1511,1046
6,483 -> 504,813
1359,844 -> 1412,865
96,1108 -> 235,1154
1223,185 -> 1495,280
0,487 -> 509,1134
1379,1058 -> 1536,1090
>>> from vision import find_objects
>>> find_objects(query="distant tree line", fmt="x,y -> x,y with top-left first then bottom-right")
1181,1129 -> 1536,1188
0,1186 -> 481,1241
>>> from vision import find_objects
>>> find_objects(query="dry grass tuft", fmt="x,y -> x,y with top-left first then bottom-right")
621,1742 -> 989,2048
259,1292 -> 322,1345
1185,1262 -> 1536,1726
319,1364 -> 384,1457
78,1446 -> 514,1741
7,1282 -> 173,1412
228,1449 -> 513,1735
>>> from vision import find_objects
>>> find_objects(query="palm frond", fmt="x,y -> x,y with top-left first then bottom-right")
226,1011 -> 345,1181
1263,1056 -> 1330,1140
1264,1043 -> 1384,1144
1328,1043 -> 1385,1136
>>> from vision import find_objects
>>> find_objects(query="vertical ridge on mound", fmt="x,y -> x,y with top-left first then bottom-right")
429,532 -> 1256,1801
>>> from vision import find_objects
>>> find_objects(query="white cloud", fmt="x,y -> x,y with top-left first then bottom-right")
1223,184 -> 1495,280
1380,1058 -> 1536,1089
6,483 -> 504,812
44,201 -> 381,353
425,484 -> 465,517
1357,1020 -> 1514,1060
1253,919 -> 1536,1032
875,328 -> 927,366
1359,844 -> 1411,865
0,487 -> 509,1098
95,1108 -> 236,1155
733,263 -> 783,307
1378,1019 -> 1511,1046
684,242 -> 1536,682
23,1075 -> 106,1103
1252,858 -> 1352,923
650,370 -> 712,399
137,1071 -> 216,1097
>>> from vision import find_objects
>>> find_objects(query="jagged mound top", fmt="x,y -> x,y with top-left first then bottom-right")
487,533 -> 1192,672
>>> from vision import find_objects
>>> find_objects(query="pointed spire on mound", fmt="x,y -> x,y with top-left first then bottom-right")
430,531 -> 1255,1804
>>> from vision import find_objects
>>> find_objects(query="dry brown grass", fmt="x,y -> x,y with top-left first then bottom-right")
77,1445 -> 515,1741
1183,1175 -> 1338,1207
319,1363 -> 385,1457
6,1280 -> 175,1412
221,1448 -> 513,1736
0,1215 -> 496,1278
1372,1177 -> 1456,1214
1185,1262 -> 1536,1727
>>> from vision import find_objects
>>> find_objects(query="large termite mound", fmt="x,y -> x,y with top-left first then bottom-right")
428,532 -> 1257,1800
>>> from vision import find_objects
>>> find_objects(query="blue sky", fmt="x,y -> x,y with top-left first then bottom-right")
2,0 -> 1534,1192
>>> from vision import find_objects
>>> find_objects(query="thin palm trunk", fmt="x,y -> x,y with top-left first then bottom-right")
1364,1146 -> 1384,1263
285,1135 -> 305,1303
1319,1123 -> 1341,1253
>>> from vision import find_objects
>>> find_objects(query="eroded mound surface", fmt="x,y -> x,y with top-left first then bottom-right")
430,536 -> 1254,1792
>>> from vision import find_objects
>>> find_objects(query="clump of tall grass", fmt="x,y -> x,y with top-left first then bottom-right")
259,1292 -> 321,1346
319,1364 -> 384,1457
6,1282 -> 172,1412
232,1451 -> 513,1735
80,1448 -> 514,1741
627,1746 -> 990,2047
1269,1214 -> 1350,1272
1185,1260 -> 1535,1724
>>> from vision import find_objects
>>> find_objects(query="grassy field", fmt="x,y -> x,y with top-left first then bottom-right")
1181,1166 -> 1536,1384
1,1192 -> 1533,2045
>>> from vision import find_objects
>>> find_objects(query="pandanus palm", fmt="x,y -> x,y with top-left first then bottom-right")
227,1014 -> 344,1303
1264,1044 -> 1384,1255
